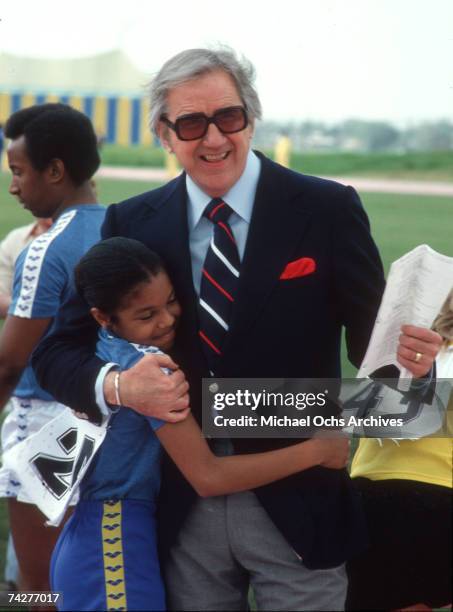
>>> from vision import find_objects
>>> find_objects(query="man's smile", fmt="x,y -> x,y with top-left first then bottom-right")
200,151 -> 231,163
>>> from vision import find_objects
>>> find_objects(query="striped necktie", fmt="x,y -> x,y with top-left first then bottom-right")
198,198 -> 240,372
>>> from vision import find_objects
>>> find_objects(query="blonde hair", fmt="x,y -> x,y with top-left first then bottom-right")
433,288 -> 453,343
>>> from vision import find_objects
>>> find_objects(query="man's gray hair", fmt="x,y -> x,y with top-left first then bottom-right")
148,47 -> 262,135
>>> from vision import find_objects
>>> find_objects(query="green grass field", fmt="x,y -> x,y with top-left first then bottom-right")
2,173 -> 452,262
99,145 -> 453,182
0,170 -> 452,580
289,150 -> 453,182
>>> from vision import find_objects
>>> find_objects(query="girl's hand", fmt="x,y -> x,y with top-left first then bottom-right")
312,435 -> 350,469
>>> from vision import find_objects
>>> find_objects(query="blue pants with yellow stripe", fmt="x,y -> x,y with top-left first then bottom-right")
50,499 -> 165,611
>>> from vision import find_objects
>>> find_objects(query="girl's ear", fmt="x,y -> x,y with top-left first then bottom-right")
90,307 -> 111,329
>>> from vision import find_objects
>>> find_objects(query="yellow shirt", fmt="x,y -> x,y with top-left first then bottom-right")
351,437 -> 452,488
351,345 -> 453,488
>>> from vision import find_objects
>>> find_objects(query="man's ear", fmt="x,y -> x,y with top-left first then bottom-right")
248,118 -> 255,140
157,124 -> 173,153
90,307 -> 111,329
46,158 -> 65,183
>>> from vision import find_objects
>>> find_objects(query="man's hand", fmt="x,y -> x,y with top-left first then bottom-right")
397,324 -> 443,377
104,354 -> 190,422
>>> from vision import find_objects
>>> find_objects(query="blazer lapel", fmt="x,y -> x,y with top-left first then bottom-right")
221,157 -> 312,366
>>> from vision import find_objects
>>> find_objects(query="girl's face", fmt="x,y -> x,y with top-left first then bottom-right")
104,272 -> 181,351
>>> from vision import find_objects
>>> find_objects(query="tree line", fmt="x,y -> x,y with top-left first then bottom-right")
254,119 -> 453,153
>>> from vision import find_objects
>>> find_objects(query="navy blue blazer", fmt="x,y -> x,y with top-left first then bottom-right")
33,152 -> 385,568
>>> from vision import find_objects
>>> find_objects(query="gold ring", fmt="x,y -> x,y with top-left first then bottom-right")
414,352 -> 423,363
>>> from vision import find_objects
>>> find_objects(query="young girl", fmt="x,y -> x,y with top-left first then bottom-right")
51,237 -> 349,612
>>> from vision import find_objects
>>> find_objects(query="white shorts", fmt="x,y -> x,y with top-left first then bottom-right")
0,396 -> 67,503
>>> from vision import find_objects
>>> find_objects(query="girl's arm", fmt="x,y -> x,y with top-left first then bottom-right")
156,414 -> 349,497
0,315 -> 51,409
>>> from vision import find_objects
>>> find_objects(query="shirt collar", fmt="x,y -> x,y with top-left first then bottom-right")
186,150 -> 261,230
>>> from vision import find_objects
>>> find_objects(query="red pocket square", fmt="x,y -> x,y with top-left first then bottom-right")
280,257 -> 316,280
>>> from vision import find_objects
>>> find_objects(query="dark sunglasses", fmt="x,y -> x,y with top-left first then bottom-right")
160,106 -> 248,141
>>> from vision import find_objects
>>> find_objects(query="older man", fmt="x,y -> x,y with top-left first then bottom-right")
33,48 -> 441,611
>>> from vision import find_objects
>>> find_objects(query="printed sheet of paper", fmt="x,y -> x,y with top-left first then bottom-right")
357,244 -> 453,389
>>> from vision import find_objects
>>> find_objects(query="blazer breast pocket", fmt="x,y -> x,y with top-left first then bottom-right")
279,257 -> 316,281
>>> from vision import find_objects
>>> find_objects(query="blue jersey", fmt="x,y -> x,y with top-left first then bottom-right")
80,329 -> 164,502
9,204 -> 106,400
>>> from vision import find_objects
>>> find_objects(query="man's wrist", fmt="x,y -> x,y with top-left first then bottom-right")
96,363 -> 120,416
113,371 -> 122,406
104,371 -> 121,407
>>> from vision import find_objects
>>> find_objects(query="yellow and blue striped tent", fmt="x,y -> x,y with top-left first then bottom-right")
0,92 -> 152,146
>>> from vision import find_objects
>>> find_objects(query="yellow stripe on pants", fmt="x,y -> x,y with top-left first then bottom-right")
102,500 -> 127,611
